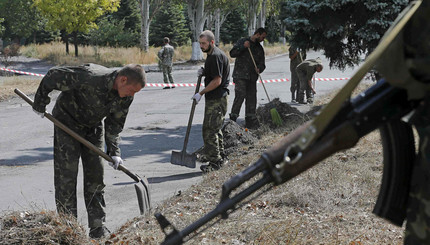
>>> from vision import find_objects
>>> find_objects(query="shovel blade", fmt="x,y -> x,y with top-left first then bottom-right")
171,150 -> 196,168
134,175 -> 151,215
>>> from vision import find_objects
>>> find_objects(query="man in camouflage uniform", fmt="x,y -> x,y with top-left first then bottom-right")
373,0 -> 430,243
296,58 -> 323,104
229,28 -> 267,129
289,46 -> 306,103
192,30 -> 230,173
32,64 -> 146,239
158,37 -> 175,89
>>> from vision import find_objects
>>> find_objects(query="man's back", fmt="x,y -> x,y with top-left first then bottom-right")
158,44 -> 174,66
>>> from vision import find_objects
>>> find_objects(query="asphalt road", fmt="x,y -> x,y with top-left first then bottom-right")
0,51 -> 365,232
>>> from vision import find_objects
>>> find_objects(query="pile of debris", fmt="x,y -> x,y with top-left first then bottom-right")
222,120 -> 258,154
256,98 -> 310,128
0,210 -> 89,244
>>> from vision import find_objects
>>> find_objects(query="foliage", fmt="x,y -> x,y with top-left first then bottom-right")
0,0 -> 43,41
220,9 -> 247,44
111,0 -> 141,32
265,15 -> 281,43
0,18 -> 4,36
149,2 -> 191,47
88,17 -> 140,47
32,0 -> 121,34
283,0 -> 409,70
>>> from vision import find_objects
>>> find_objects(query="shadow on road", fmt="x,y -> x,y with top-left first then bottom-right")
0,124 -> 203,168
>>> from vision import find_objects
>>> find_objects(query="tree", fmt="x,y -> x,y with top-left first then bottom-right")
33,0 -> 120,56
137,0 -> 165,52
112,0 -> 141,32
149,2 -> 191,47
283,0 -> 409,70
205,0 -> 240,46
220,9 -> 247,44
88,17 -> 140,47
0,18 -> 4,37
0,0 -> 43,43
186,0 -> 206,61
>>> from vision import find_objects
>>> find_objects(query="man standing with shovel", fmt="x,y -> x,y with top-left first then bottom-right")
31,63 -> 146,239
192,30 -> 230,173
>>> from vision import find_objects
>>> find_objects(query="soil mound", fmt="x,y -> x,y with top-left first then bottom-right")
222,120 -> 258,154
256,98 -> 310,128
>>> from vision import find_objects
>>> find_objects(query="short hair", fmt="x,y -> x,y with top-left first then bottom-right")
118,64 -> 146,87
199,30 -> 215,42
163,37 -> 170,44
254,27 -> 267,35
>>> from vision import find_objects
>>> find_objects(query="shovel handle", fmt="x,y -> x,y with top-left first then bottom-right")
247,47 -> 271,102
14,88 -> 141,183
181,75 -> 203,153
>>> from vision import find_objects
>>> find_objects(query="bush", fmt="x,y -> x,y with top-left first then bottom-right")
88,17 -> 140,48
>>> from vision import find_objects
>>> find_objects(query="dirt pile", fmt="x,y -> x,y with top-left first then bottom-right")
0,210 -> 89,244
222,120 -> 258,154
256,98 -> 313,128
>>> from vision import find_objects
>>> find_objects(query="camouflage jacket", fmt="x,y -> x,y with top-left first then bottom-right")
158,44 -> 174,67
296,59 -> 321,81
33,63 -> 134,156
289,46 -> 305,70
230,37 -> 266,81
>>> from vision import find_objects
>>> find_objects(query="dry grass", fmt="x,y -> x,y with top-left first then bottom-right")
18,42 -> 287,68
0,76 -> 42,102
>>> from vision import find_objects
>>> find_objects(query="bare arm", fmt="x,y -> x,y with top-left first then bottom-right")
199,76 -> 222,95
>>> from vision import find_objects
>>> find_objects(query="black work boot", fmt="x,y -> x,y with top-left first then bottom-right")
200,159 -> 224,173
229,113 -> 238,122
89,226 -> 110,239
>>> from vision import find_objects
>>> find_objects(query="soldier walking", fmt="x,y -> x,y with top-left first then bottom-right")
296,58 -> 323,104
158,37 -> 175,89
32,63 -> 146,239
192,30 -> 230,173
229,28 -> 267,129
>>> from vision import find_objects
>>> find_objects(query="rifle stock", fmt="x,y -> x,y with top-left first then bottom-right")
157,79 -> 419,244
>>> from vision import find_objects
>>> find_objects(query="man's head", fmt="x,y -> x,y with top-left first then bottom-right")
252,27 -> 267,43
114,64 -> 146,97
199,30 -> 215,53
316,64 -> 323,72
164,37 -> 170,44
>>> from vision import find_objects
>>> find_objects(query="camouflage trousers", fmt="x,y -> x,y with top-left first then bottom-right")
290,67 -> 300,101
203,96 -> 227,162
54,122 -> 106,229
161,64 -> 174,84
230,79 -> 258,123
297,74 -> 314,103
404,125 -> 430,244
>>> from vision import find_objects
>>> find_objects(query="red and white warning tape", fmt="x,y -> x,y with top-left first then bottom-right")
1,67 -> 45,77
0,67 -> 351,87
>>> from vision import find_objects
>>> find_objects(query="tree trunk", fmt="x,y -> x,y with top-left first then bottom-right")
139,0 -> 150,52
280,23 -> 286,44
258,0 -> 266,28
214,9 -> 220,46
73,31 -> 79,57
248,0 -> 259,36
62,31 -> 69,55
187,0 -> 206,61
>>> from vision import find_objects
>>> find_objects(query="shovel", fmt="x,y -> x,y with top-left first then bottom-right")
14,88 -> 151,215
170,75 -> 203,168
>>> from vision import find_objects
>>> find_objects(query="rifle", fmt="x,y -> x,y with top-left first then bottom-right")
155,80 -> 420,244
